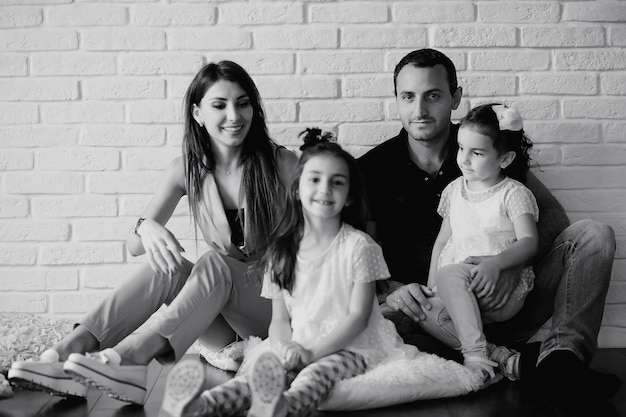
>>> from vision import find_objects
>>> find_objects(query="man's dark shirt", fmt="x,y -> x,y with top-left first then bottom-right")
358,125 -> 460,286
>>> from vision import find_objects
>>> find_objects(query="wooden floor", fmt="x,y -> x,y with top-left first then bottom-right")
2,349 -> 626,417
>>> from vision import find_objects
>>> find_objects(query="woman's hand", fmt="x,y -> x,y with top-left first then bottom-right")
136,218 -> 185,275
385,283 -> 435,322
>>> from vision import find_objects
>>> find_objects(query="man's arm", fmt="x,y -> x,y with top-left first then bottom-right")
525,171 -> 570,262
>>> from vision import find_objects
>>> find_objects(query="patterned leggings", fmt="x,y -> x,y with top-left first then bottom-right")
200,350 -> 367,417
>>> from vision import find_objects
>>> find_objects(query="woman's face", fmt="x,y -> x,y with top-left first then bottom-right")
192,80 -> 254,150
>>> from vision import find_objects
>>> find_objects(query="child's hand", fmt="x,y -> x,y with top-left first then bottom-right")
279,342 -> 310,370
468,259 -> 501,298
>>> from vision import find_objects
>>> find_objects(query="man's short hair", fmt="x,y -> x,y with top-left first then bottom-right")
393,48 -> 458,96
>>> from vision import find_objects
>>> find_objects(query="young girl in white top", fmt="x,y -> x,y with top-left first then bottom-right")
160,129 -> 417,417
419,104 -> 539,385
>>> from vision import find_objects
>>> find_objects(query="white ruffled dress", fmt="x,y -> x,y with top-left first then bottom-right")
261,224 -> 418,367
437,176 -> 540,300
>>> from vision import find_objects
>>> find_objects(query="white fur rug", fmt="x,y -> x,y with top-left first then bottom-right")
242,336 -> 482,411
0,313 -> 73,371
320,352 -> 482,410
0,314 -> 483,409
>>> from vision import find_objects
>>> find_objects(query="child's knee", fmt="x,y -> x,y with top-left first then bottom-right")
436,264 -> 473,290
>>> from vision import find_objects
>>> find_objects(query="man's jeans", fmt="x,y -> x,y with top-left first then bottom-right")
383,220 -> 615,366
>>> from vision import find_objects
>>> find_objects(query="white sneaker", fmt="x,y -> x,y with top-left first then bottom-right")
159,359 -> 209,417
247,351 -> 287,417
8,349 -> 88,398
63,349 -> 147,405
489,345 -> 521,381
197,340 -> 245,372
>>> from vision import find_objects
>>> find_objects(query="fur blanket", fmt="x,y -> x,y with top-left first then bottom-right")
241,337 -> 482,410
0,313 -> 74,372
0,314 -> 482,409
0,313 -> 75,399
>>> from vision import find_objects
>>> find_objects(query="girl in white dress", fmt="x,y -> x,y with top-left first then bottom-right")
160,129 -> 417,417
419,104 -> 539,386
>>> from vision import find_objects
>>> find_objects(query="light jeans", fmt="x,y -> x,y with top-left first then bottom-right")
384,220 -> 616,366
418,263 -> 527,360
80,251 -> 271,361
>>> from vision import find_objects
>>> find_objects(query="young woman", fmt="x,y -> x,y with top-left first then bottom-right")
159,129 -> 418,417
9,61 -> 297,405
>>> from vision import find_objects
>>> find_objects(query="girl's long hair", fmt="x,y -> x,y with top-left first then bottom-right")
182,61 -> 282,257
256,129 -> 368,293
460,103 -> 534,183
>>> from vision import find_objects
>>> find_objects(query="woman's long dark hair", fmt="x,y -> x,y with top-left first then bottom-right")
256,128 -> 368,293
182,61 -> 282,257
460,103 -> 533,183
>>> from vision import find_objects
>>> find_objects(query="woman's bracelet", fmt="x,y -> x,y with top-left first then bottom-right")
133,217 -> 146,237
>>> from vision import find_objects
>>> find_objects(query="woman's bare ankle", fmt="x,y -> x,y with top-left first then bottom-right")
115,332 -> 170,366
54,325 -> 99,360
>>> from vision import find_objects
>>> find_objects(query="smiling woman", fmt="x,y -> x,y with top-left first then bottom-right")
8,61 -> 298,406
192,80 -> 253,154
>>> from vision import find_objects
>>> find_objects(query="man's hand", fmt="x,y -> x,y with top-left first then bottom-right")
463,256 -> 522,312
385,283 -> 435,322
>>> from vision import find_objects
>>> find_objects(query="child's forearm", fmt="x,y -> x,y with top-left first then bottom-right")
428,223 -> 451,287
268,320 -> 292,346
306,282 -> 374,362
490,236 -> 538,271
307,312 -> 370,362
428,241 -> 445,287
268,298 -> 292,349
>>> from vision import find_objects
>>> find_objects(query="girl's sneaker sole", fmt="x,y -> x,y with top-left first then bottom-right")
159,360 -> 206,417
247,351 -> 286,417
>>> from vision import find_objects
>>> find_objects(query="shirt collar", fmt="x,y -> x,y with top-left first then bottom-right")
395,124 -> 459,174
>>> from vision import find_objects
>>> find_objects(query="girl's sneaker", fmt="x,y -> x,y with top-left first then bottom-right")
489,345 -> 521,381
248,351 -> 287,417
197,340 -> 245,372
160,360 -> 208,417
464,355 -> 502,389
8,349 -> 88,398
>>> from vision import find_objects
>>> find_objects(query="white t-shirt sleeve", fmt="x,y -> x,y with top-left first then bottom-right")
505,184 -> 539,223
352,236 -> 391,284
437,181 -> 456,219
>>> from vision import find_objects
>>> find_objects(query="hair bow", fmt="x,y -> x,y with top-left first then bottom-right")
492,104 -> 523,132
299,127 -> 336,150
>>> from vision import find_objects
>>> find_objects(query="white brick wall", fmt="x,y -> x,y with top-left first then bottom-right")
0,0 -> 624,347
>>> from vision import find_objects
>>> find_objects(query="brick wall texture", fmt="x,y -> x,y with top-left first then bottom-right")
0,0 -> 625,347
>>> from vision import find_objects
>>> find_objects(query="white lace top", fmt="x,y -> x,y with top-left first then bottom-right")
437,176 -> 539,298
261,224 -> 418,367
